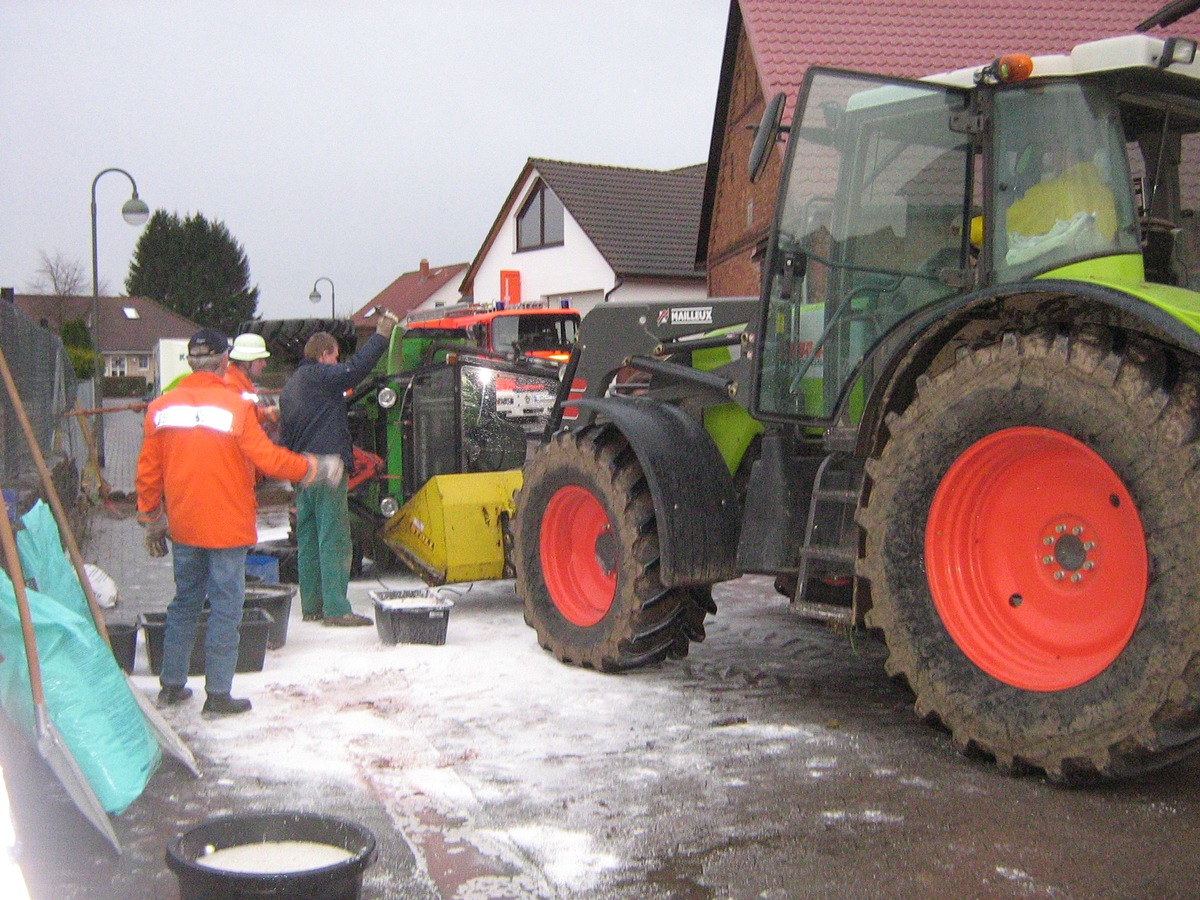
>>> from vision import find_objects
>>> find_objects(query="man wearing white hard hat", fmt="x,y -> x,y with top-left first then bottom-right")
225,333 -> 278,431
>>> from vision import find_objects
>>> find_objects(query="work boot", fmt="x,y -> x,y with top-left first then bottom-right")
202,693 -> 252,716
323,612 -> 373,627
157,685 -> 192,707
301,611 -> 324,622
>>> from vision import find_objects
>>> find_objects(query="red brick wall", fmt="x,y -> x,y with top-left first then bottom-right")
706,28 -> 783,298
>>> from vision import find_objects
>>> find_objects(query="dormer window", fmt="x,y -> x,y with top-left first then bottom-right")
516,181 -> 564,251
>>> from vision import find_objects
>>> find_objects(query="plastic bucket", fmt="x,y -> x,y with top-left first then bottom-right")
244,583 -> 296,649
106,622 -> 137,674
166,811 -> 377,900
369,590 -> 453,646
245,553 -> 281,585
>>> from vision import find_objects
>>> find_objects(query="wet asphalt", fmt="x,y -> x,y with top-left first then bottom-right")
6,404 -> 1200,900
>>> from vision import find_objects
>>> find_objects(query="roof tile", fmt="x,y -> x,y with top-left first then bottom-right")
530,158 -> 707,279
350,261 -> 470,324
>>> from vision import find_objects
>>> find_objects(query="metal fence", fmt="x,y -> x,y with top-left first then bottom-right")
0,302 -> 84,495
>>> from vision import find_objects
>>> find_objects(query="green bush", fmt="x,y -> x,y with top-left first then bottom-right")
66,346 -> 96,379
103,375 -> 149,398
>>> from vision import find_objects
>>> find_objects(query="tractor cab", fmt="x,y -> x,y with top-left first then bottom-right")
752,32 -> 1200,430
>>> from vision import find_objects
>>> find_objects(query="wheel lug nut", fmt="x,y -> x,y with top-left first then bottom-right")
1071,573 -> 1082,583
1056,524 -> 1066,533
1054,571 -> 1065,581
1043,536 -> 1054,546
1083,561 -> 1095,570
1072,526 -> 1083,536
1042,555 -> 1053,565
1084,541 -> 1095,551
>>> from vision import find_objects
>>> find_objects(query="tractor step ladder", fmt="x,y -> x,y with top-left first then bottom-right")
793,453 -> 863,625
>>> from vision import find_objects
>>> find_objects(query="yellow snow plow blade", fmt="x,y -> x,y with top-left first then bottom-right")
380,470 -> 523,585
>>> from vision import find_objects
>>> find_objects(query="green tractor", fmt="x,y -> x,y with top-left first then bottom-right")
512,14 -> 1200,781
241,315 -> 562,581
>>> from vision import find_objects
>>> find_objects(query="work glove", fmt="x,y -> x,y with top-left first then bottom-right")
375,308 -> 400,339
302,453 -> 345,488
138,510 -> 170,558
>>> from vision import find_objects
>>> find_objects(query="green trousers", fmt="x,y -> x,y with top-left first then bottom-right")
295,474 -> 352,618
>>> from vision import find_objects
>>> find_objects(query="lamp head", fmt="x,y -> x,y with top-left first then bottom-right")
309,289 -> 321,303
121,197 -> 150,226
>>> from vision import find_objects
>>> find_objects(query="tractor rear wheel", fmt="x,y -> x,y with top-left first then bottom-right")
860,327 -> 1200,782
513,425 -> 712,670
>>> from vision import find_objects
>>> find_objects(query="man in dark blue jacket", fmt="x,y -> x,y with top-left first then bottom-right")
279,313 -> 397,625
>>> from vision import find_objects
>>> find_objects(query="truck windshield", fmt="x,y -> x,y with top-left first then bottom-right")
989,81 -> 1138,281
491,314 -> 578,355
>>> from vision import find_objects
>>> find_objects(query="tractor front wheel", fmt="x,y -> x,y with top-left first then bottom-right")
513,425 -> 712,670
860,327 -> 1200,782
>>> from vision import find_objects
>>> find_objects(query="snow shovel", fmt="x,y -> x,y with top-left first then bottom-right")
0,345 -> 199,777
0,488 -> 122,854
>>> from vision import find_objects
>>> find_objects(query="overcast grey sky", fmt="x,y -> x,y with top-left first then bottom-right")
1,1 -> 727,320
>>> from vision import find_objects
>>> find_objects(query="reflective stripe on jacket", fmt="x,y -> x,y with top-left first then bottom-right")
136,371 -> 309,548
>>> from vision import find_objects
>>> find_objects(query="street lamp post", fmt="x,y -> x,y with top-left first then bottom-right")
309,277 -> 335,319
90,167 -> 150,465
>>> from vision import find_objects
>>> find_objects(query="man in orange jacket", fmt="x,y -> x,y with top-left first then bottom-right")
225,333 -> 279,433
137,328 -> 344,716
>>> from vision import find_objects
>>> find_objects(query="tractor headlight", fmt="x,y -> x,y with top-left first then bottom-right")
379,496 -> 399,518
378,386 -> 398,409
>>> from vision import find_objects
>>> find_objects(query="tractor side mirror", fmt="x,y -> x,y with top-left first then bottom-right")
749,92 -> 788,184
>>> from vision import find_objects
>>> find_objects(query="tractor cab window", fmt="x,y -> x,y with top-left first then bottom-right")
460,364 -> 558,472
756,70 -> 972,422
989,81 -> 1138,282
1121,95 -> 1200,288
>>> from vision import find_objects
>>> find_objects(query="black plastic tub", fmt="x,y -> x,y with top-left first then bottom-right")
139,608 -> 274,676
107,623 -> 137,674
166,812 -> 376,900
370,590 -> 453,646
244,584 -> 296,650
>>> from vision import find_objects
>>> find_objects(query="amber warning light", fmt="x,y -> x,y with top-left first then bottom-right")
975,53 -> 1034,84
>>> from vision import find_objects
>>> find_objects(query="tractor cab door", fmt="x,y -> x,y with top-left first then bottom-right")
753,69 -> 974,425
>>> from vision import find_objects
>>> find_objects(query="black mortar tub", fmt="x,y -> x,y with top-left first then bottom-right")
166,811 -> 377,899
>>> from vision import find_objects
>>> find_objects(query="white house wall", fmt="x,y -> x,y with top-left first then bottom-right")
610,280 -> 711,305
469,171 -> 707,319
472,189 -> 612,318
409,278 -> 467,316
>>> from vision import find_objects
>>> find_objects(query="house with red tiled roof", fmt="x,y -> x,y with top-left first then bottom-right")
699,0 -> 1178,296
461,158 -> 707,319
348,259 -> 469,344
5,290 -> 198,385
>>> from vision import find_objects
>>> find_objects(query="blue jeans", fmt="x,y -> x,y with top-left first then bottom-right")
162,543 -> 249,695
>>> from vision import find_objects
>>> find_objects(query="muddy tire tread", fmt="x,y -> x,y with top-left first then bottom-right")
859,327 -> 1200,782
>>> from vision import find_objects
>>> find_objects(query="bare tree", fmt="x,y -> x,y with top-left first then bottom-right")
26,250 -> 107,296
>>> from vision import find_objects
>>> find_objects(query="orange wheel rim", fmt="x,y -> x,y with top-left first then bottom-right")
925,427 -> 1146,691
540,485 -> 616,626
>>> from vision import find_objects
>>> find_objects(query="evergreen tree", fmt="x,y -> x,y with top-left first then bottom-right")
125,210 -> 259,334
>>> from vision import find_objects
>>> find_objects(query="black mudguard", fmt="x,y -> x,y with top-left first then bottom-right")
572,396 -> 740,587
